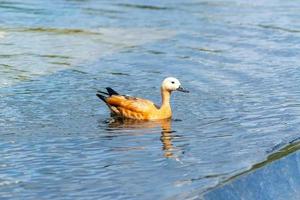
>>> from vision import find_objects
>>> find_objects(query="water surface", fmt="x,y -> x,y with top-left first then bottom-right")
204,141 -> 300,200
1,0 -> 300,199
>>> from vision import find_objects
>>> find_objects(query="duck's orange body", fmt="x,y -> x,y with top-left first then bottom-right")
96,77 -> 188,120
105,90 -> 171,120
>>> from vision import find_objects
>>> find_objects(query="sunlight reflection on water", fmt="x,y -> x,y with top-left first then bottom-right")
0,27 -> 175,87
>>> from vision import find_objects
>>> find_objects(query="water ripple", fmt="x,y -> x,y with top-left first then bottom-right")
1,0 -> 300,199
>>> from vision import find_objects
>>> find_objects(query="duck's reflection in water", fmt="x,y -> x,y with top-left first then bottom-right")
107,118 -> 178,159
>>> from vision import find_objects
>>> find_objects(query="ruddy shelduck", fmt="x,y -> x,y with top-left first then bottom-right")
96,77 -> 189,120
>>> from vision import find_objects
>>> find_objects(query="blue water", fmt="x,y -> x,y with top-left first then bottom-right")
204,142 -> 300,200
1,0 -> 300,199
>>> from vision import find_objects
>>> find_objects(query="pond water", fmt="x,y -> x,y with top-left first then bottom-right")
204,141 -> 300,200
1,0 -> 300,199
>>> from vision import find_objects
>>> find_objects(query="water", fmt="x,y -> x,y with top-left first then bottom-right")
1,0 -> 300,199
204,142 -> 300,199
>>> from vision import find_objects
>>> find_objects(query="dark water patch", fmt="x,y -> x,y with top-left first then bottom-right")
0,43 -> 13,46
13,74 -> 29,81
18,27 -> 101,35
0,53 -> 71,59
116,3 -> 172,11
147,50 -> 166,55
189,47 -> 224,53
266,135 -> 300,154
70,69 -> 89,75
0,2 -> 47,15
39,54 -> 72,59
109,72 -> 130,76
83,7 -> 126,15
0,54 -> 22,58
0,64 -> 27,73
258,24 -> 300,33
49,62 -> 71,66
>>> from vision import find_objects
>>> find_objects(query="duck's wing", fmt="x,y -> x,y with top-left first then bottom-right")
106,87 -> 119,95
106,95 -> 157,118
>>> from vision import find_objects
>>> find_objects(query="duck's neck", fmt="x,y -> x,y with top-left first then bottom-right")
160,88 -> 172,116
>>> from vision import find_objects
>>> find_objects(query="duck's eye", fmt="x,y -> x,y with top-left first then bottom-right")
171,81 -> 175,84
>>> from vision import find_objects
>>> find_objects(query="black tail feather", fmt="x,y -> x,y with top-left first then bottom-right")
96,94 -> 107,103
97,90 -> 109,95
106,87 -> 119,96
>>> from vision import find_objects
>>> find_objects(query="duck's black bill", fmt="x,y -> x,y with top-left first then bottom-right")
177,86 -> 189,93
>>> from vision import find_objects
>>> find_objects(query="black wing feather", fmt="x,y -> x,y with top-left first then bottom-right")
96,94 -> 107,103
106,87 -> 119,96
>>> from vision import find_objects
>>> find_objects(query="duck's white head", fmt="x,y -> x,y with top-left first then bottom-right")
161,77 -> 189,93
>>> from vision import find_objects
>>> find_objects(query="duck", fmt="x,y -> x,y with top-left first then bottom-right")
96,77 -> 189,120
